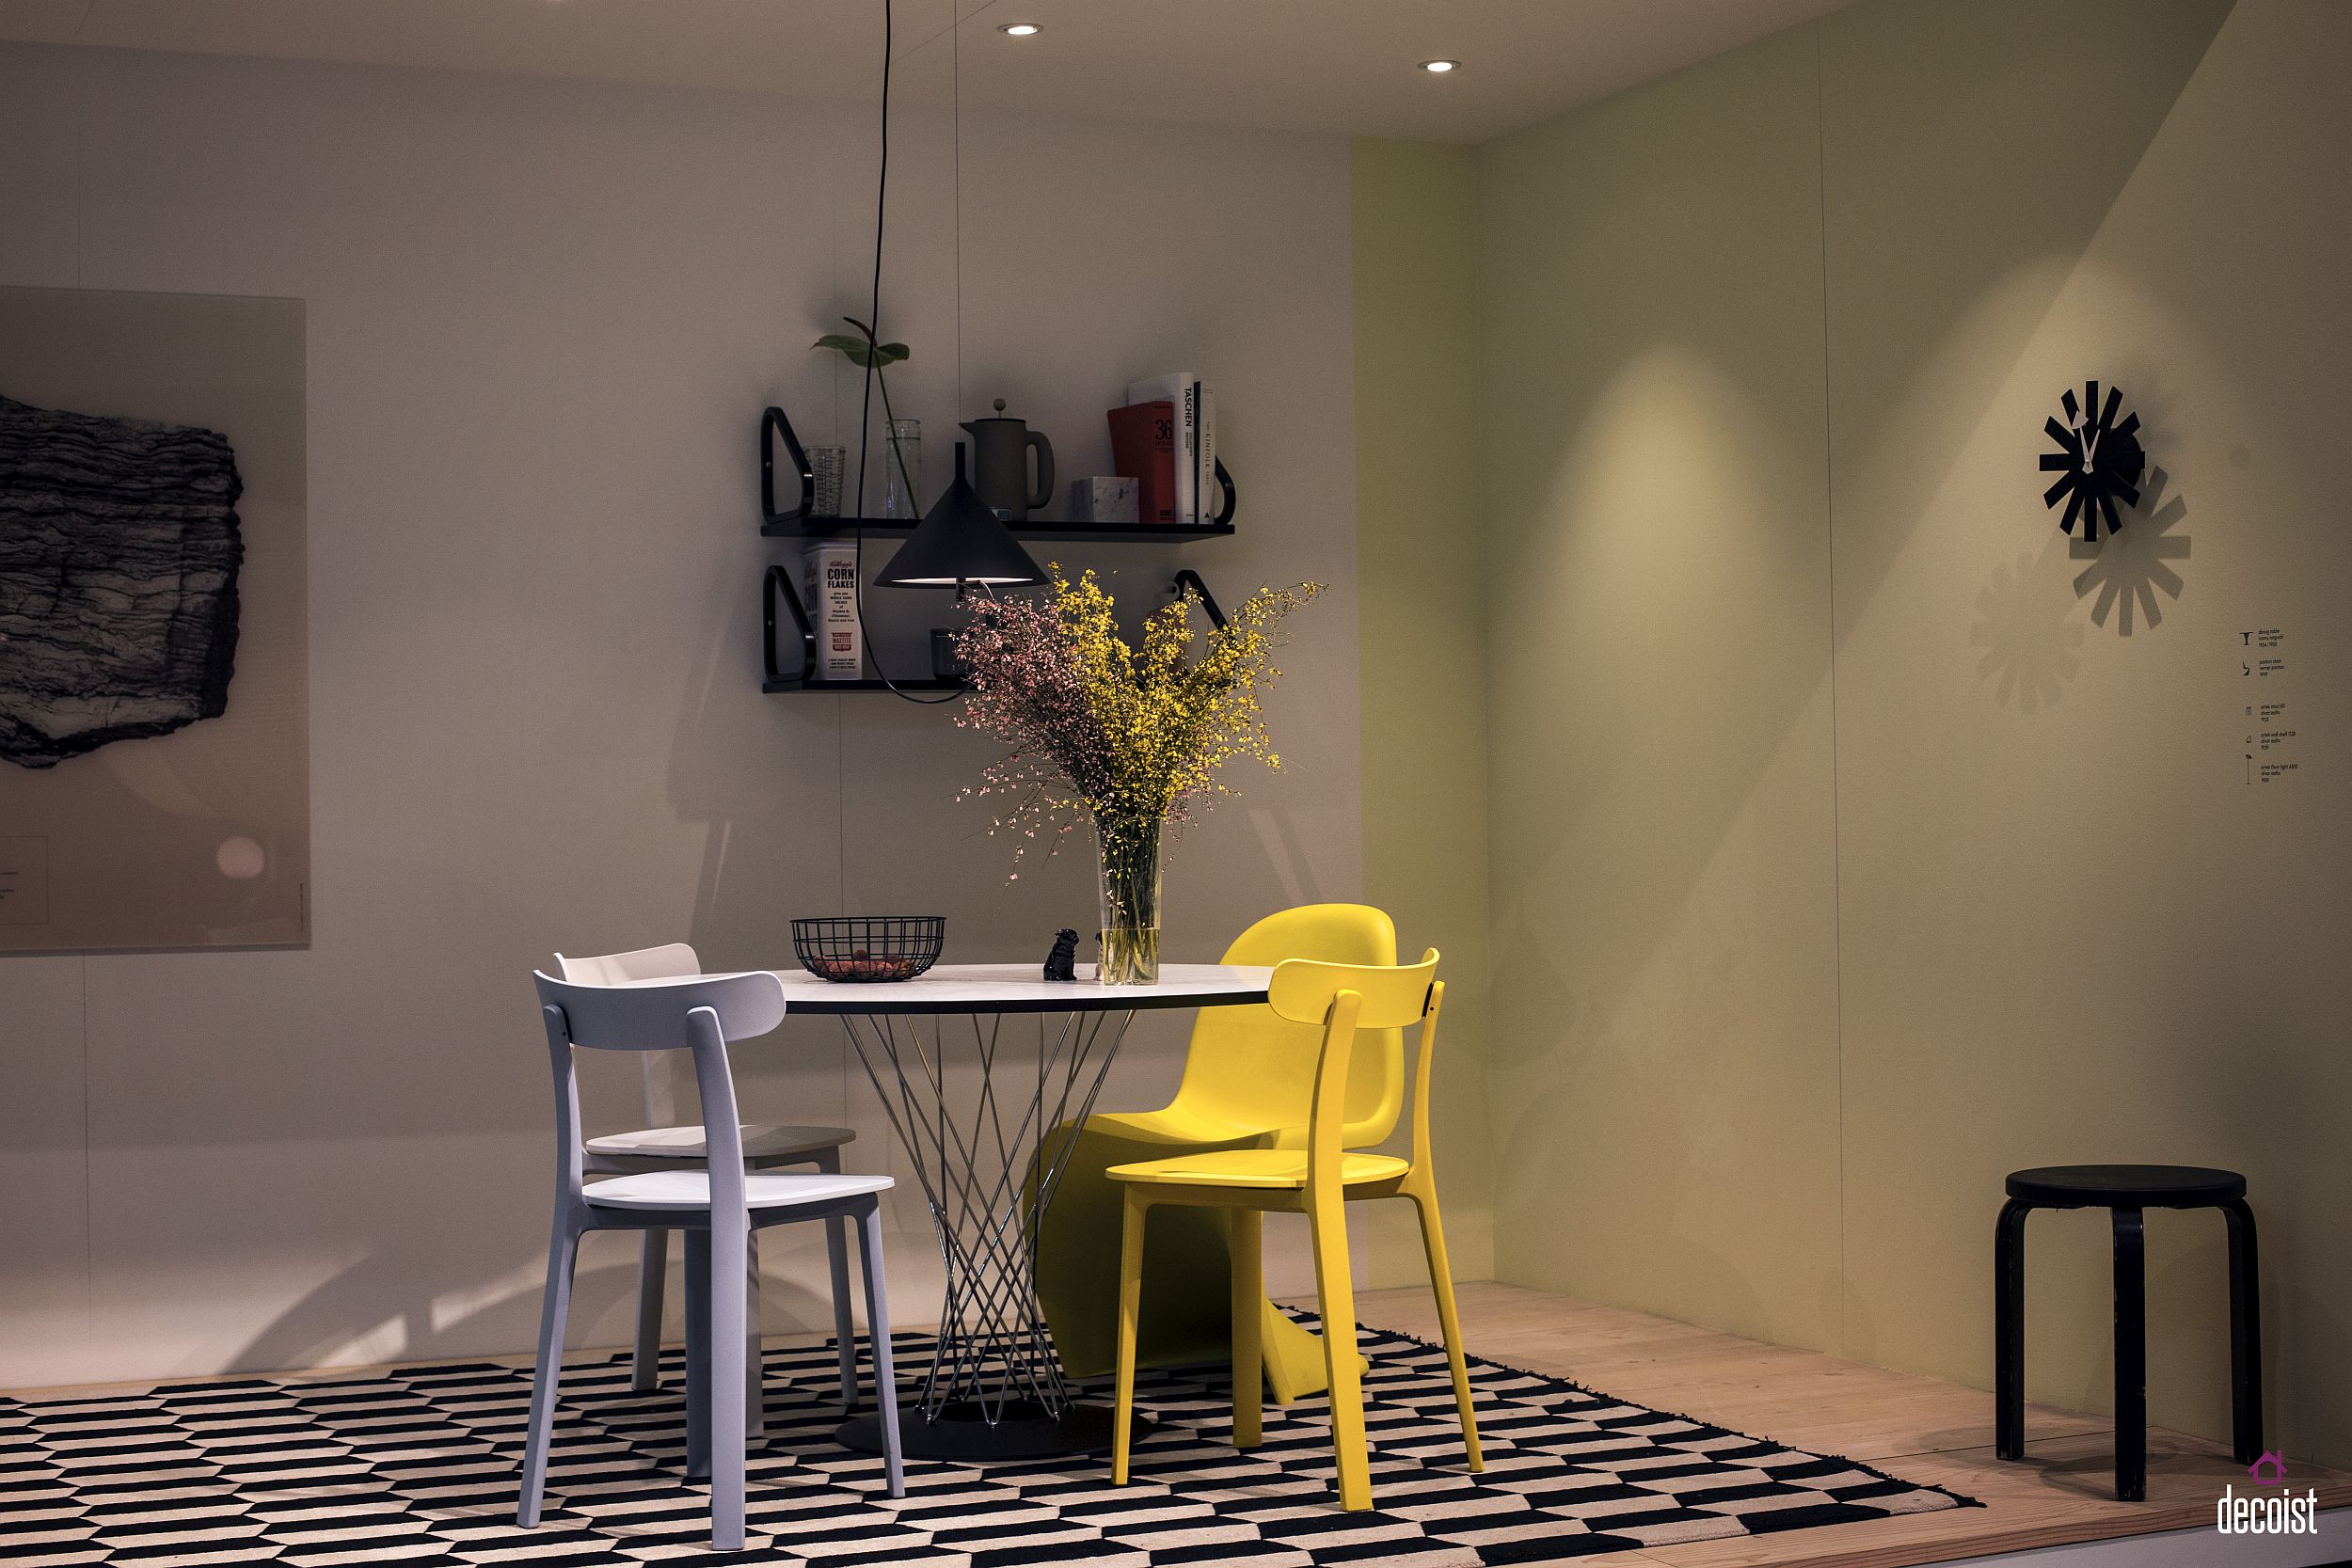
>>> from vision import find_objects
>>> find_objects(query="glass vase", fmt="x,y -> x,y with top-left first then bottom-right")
882,417 -> 922,520
1095,815 -> 1164,986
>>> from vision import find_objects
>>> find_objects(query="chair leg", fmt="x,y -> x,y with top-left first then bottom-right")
632,1230 -> 668,1392
517,1224 -> 580,1528
1412,1191 -> 1483,1472
1994,1198 -> 2030,1461
1229,1209 -> 1263,1449
1310,1196 -> 1372,1512
857,1202 -> 904,1497
2111,1207 -> 2146,1503
1112,1192 -> 1149,1485
744,1230 -> 765,1442
683,1230 -> 712,1481
708,1216 -> 748,1553
2223,1197 -> 2264,1465
816,1148 -> 858,1406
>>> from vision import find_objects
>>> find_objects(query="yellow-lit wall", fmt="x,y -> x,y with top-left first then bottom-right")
1361,0 -> 2352,1465
1352,139 -> 1496,1288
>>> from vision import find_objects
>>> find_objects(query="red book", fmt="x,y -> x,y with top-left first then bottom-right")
1107,401 -> 1177,525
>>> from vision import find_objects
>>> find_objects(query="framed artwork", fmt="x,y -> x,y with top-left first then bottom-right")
0,286 -> 308,951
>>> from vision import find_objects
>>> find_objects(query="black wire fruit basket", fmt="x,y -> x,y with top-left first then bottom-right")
791,915 -> 946,982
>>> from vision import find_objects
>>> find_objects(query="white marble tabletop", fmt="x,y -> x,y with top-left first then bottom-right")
758,960 -> 1273,1015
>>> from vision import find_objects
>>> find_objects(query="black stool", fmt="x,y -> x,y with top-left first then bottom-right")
1995,1164 -> 2261,1501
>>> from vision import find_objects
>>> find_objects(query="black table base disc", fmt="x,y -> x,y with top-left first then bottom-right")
834,1399 -> 1154,1460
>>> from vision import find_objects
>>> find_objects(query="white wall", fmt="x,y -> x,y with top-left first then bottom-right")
0,40 -> 1363,1386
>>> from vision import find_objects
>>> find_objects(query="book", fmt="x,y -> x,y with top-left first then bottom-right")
1126,373 -> 1197,523
1196,380 -> 1216,522
803,540 -> 864,680
1107,401 -> 1177,525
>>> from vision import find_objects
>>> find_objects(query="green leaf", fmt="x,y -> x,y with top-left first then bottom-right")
814,332 -> 911,369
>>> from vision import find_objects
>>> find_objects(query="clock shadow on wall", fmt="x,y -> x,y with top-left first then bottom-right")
1972,532 -> 2085,714
2071,463 -> 2189,636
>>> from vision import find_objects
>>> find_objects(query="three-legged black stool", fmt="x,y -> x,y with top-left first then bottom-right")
1995,1164 -> 2261,1501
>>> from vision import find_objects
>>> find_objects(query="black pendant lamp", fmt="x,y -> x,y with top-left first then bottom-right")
877,441 -> 1047,590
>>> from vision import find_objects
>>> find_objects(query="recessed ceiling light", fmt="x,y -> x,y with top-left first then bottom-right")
1420,59 -> 1460,73
998,22 -> 1041,37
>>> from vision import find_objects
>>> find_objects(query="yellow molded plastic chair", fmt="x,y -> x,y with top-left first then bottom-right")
1107,950 -> 1479,1511
1031,905 -> 1405,1402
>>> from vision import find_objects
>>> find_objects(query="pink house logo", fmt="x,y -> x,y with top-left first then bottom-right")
2247,1450 -> 2287,1486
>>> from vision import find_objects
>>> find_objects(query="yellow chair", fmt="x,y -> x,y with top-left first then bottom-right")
1108,950 -> 1480,1512
1031,905 -> 1405,1402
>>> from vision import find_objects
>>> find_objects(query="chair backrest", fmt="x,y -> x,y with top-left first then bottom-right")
554,943 -> 701,1125
555,942 -> 699,987
1167,904 -> 1405,1148
1266,949 -> 1442,1192
532,969 -> 787,1216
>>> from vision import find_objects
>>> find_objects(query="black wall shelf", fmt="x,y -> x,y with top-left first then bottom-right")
763,675 -> 967,695
759,404 -> 1235,696
761,516 -> 1237,546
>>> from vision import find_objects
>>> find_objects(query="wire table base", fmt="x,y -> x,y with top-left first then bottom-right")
765,963 -> 1273,1461
832,1005 -> 1146,1458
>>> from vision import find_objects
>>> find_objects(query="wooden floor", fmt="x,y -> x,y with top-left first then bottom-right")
1344,1279 -> 2350,1568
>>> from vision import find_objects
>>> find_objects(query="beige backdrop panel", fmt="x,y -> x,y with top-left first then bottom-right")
0,285 -> 309,951
1473,24 -> 1845,1354
1350,138 -> 1497,1290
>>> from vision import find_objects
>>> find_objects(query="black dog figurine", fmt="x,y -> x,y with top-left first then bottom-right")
1042,927 -> 1080,982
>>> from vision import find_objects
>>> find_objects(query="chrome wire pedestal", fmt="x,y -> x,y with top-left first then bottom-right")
833,1006 -> 1151,1459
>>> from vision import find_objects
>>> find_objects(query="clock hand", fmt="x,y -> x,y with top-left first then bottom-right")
2080,420 -> 2101,474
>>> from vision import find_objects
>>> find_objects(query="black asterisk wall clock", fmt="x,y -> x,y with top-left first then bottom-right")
2040,380 -> 2144,541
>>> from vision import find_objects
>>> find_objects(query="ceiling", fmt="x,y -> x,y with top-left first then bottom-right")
0,0 -> 1856,144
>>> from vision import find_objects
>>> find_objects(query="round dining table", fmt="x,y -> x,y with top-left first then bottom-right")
766,961 -> 1274,1460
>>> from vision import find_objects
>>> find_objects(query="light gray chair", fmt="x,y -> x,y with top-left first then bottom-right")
524,968 -> 904,1552
556,943 -> 857,1395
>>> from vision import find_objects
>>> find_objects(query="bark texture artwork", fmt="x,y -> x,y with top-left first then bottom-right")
0,393 -> 244,768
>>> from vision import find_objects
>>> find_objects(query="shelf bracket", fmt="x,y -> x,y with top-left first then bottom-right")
763,563 -> 817,685
760,405 -> 814,527
1208,458 -> 1237,527
1169,568 -> 1227,629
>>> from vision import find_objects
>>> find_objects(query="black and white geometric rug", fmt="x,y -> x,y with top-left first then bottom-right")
0,1314 -> 1974,1565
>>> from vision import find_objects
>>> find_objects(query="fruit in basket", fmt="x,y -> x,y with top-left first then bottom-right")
791,916 -> 945,982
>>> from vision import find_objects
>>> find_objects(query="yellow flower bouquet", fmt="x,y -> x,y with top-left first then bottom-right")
953,567 -> 1322,984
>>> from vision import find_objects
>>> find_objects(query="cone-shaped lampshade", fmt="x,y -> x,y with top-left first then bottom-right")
876,441 -> 1047,589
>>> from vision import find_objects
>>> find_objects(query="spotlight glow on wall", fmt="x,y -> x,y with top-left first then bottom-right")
998,22 -> 1041,37
1420,59 -> 1460,73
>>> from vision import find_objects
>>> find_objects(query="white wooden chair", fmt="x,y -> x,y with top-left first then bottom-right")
555,943 -> 857,1395
524,968 -> 904,1551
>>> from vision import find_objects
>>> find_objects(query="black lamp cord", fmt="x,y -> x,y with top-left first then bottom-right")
850,0 -> 962,705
